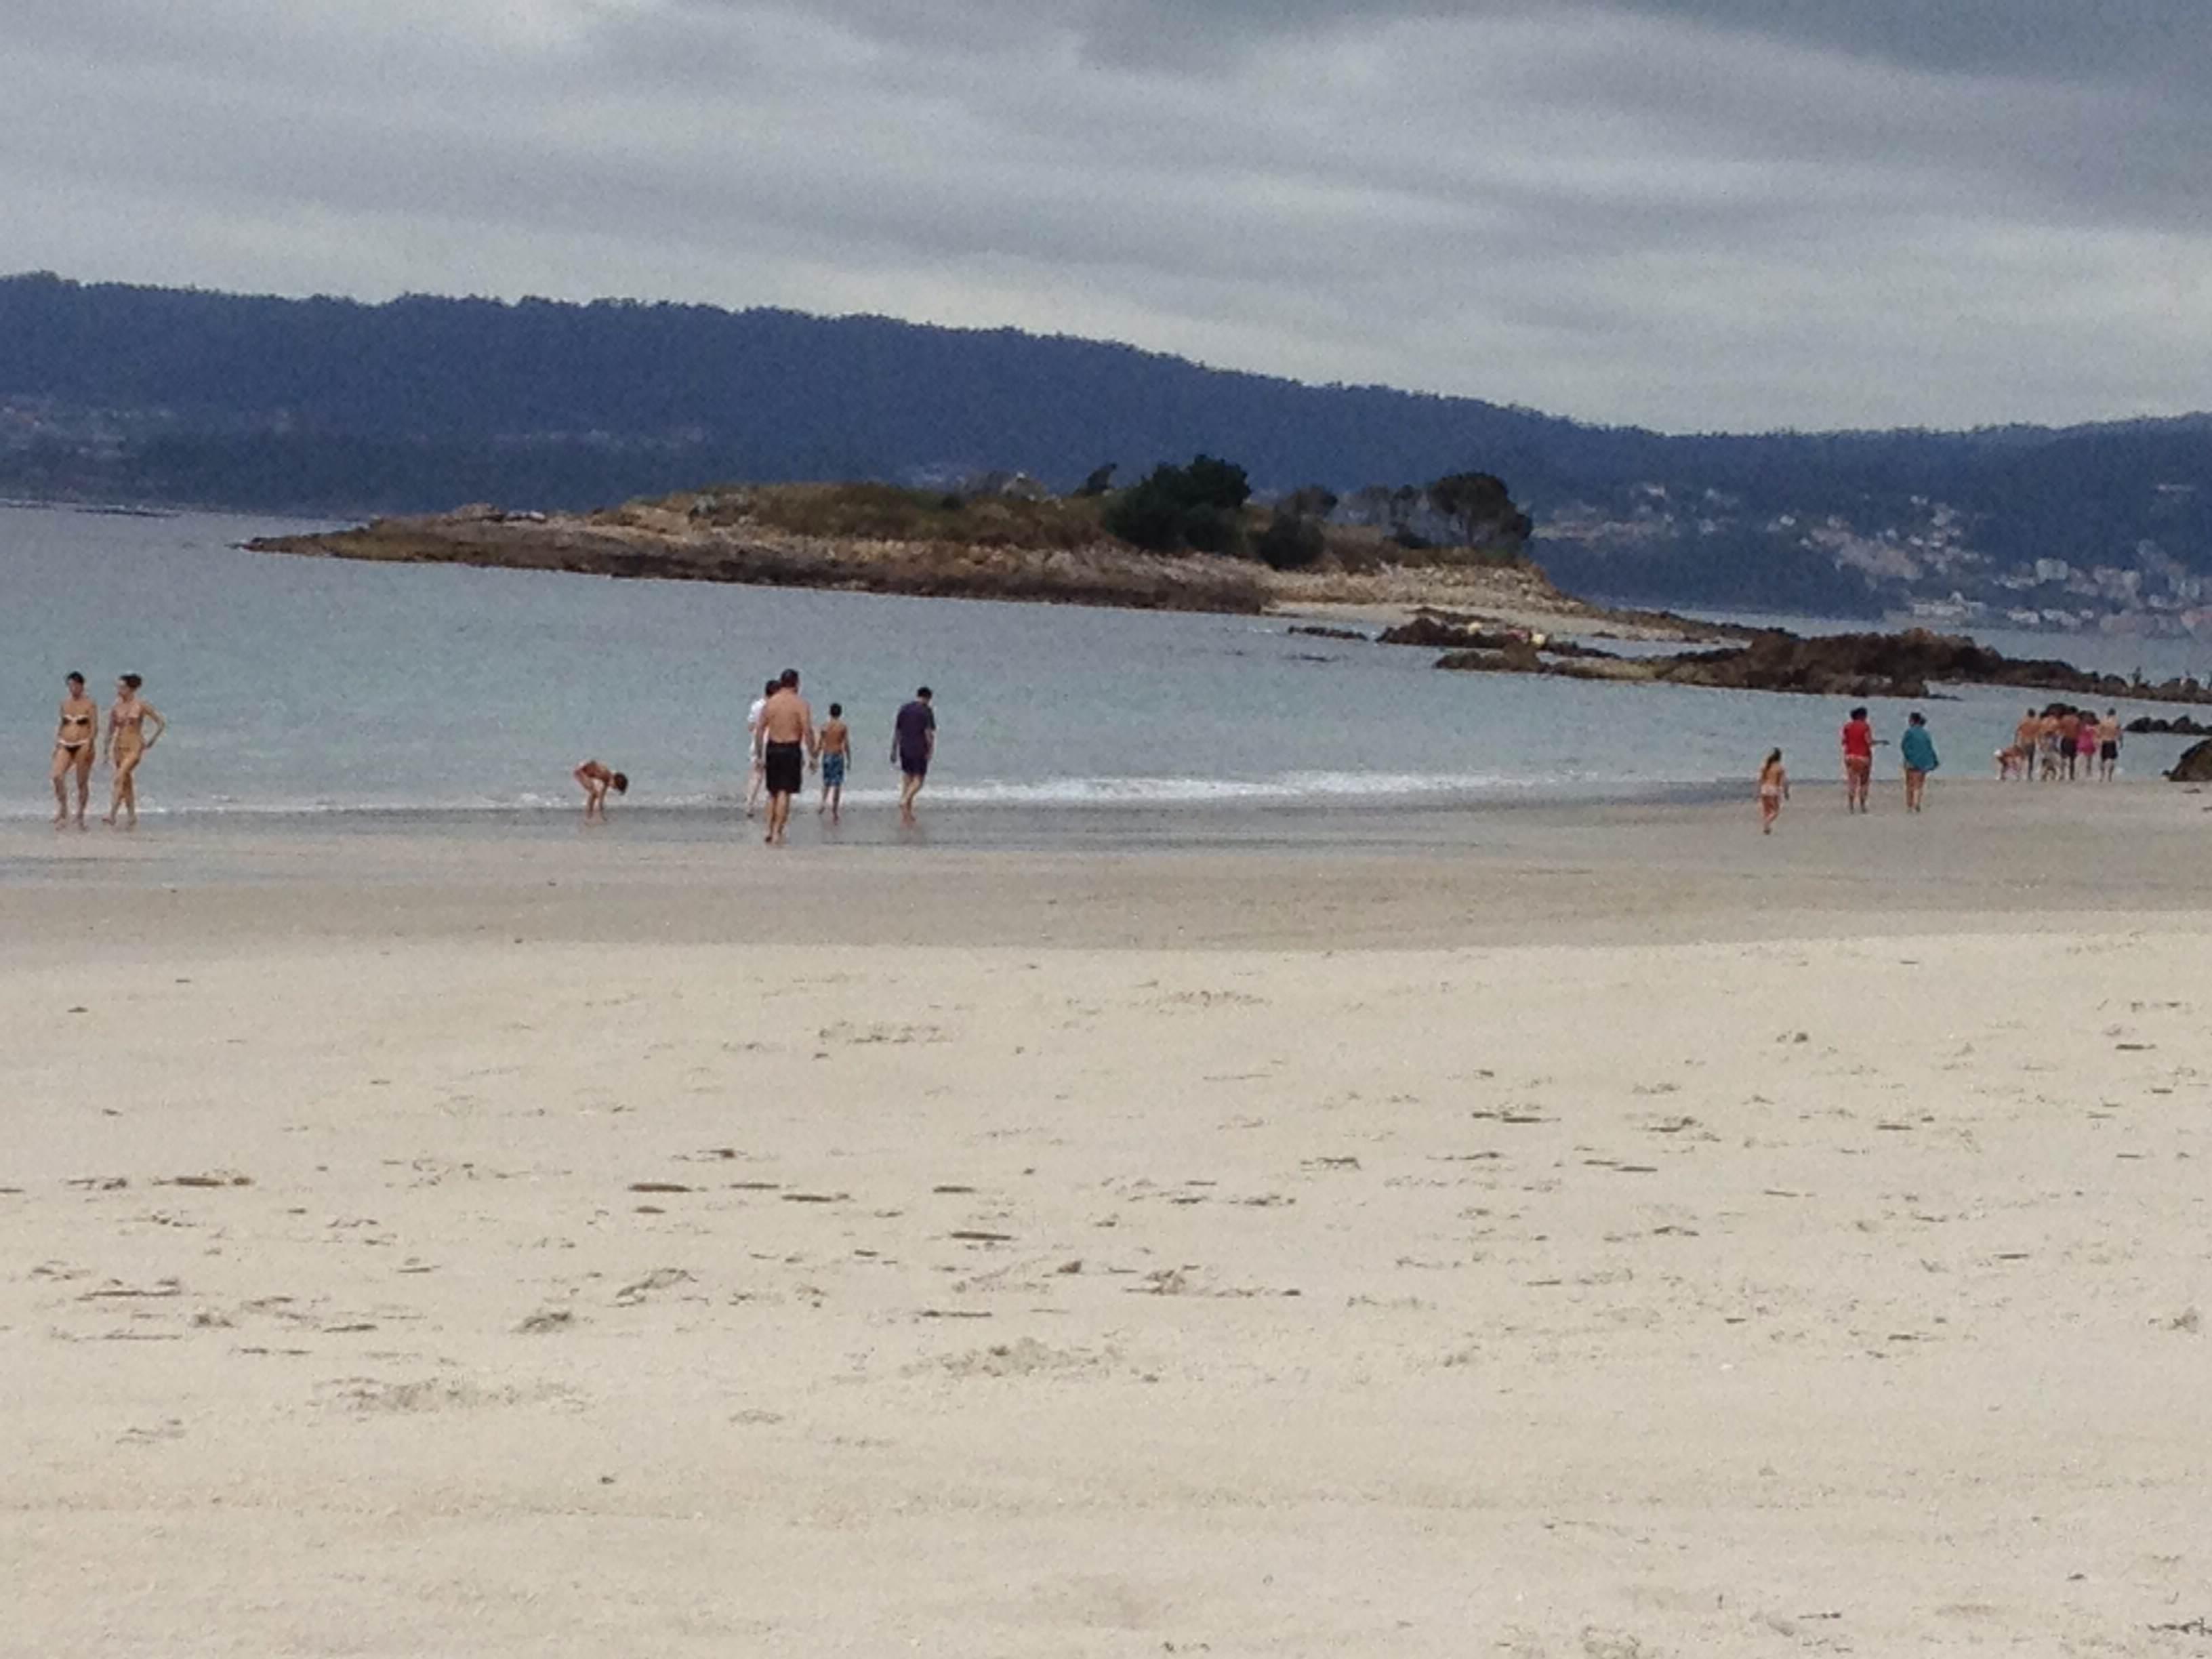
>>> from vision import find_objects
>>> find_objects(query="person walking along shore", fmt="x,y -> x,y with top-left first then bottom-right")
1757,748 -> 1789,834
1841,705 -> 1875,814
743,678 -> 775,819
817,703 -> 851,822
1900,712 -> 1939,813
758,670 -> 816,846
894,687 -> 936,827
2097,709 -> 2122,781
51,672 -> 98,830
104,674 -> 165,829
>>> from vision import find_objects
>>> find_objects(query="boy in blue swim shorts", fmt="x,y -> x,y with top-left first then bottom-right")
817,703 -> 851,823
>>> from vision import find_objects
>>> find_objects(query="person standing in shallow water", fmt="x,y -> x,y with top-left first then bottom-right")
743,678 -> 775,819
104,673 -> 165,829
1899,711 -> 1939,813
52,672 -> 99,829
893,687 -> 936,827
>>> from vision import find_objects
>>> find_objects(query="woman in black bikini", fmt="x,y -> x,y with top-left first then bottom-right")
51,671 -> 98,829
105,673 -> 165,829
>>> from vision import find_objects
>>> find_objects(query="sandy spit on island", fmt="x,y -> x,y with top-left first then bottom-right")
4,788 -> 2211,1657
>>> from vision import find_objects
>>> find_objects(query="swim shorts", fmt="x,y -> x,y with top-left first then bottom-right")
2100,741 -> 2118,762
764,741 -> 804,797
899,750 -> 929,780
821,753 -> 846,787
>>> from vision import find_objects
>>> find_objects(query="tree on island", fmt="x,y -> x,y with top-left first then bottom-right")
1103,454 -> 1252,555
1254,483 -> 1338,570
1427,470 -> 1532,550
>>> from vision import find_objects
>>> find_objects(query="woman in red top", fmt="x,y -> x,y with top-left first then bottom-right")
1840,707 -> 1875,814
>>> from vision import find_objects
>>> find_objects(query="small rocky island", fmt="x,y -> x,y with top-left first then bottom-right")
245,478 -> 1726,642
250,481 -> 2211,719
1364,611 -> 2212,708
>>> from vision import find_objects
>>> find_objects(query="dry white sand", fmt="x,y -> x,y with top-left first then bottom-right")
5,787 -> 2212,1656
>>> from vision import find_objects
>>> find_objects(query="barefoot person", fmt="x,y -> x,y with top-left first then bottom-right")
816,703 -> 851,822
104,674 -> 164,828
2012,708 -> 2041,782
51,672 -> 98,828
893,687 -> 936,827
743,679 -> 775,819
1757,748 -> 1789,834
1840,705 -> 1875,814
758,669 -> 815,846
1899,712 -> 1939,813
2097,709 -> 2122,781
573,759 -> 628,819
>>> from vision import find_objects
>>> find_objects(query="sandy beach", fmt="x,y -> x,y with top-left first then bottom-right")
6,781 -> 2211,1656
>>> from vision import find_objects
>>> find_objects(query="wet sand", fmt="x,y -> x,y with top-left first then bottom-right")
5,781 -> 2211,1655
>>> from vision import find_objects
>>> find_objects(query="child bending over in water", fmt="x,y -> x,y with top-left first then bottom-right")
1758,748 -> 1789,834
816,703 -> 851,822
573,759 -> 628,819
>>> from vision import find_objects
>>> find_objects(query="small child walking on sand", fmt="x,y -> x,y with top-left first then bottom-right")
816,703 -> 850,822
1758,747 -> 1789,834
573,758 -> 628,819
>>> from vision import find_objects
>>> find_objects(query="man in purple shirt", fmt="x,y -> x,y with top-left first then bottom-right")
893,687 -> 935,825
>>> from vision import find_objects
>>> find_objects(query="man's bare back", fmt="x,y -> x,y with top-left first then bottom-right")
760,691 -> 814,747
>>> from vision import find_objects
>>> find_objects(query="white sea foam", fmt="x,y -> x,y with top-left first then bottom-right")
0,771 -> 1548,819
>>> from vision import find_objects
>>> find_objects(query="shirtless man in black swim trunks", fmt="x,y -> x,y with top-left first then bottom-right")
756,669 -> 816,846
50,672 -> 98,829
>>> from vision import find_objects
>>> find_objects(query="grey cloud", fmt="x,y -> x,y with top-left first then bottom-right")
1596,0 -> 2212,83
0,0 -> 2207,430
731,0 -> 2212,82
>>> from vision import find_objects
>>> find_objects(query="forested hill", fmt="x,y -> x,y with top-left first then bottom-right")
3,271 -> 2209,624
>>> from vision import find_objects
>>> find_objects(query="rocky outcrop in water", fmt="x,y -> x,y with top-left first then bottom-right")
1382,611 -> 1619,657
2127,714 -> 2212,736
2169,739 -> 2212,782
1650,630 -> 2187,701
1433,626 -> 2212,705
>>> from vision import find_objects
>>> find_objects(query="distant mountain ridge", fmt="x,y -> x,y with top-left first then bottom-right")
2,272 -> 2207,627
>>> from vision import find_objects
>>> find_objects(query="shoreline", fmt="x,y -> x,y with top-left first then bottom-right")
8,779 -> 2206,951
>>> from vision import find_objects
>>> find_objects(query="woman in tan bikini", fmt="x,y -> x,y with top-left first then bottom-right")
104,674 -> 166,828
51,671 -> 99,829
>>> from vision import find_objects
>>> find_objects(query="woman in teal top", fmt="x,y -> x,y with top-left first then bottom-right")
1899,712 -> 1939,813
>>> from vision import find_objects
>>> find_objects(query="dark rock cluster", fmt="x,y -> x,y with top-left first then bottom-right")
2169,739 -> 2212,783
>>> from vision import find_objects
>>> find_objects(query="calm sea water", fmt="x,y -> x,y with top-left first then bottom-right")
4,504 -> 2207,823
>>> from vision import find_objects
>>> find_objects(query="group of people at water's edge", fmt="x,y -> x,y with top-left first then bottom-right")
577,676 -> 936,841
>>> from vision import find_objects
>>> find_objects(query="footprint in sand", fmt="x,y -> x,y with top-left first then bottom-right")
613,1267 -> 693,1305
318,1376 -> 581,1414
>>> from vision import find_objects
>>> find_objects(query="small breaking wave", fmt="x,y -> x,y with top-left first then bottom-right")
0,770 -> 1566,821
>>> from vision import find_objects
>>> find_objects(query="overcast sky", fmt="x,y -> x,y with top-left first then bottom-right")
4,0 -> 2209,431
